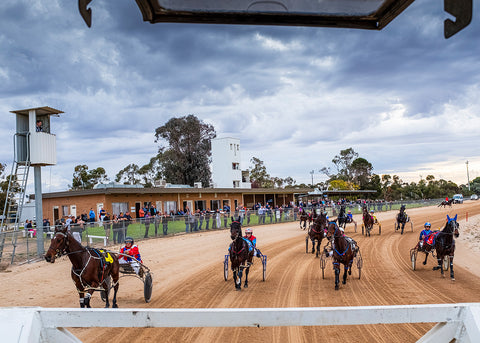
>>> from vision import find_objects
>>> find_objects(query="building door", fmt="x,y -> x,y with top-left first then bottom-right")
53,207 -> 59,223
135,202 -> 141,218
183,200 -> 193,213
70,205 -> 77,218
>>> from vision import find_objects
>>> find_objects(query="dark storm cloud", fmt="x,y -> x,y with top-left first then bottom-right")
0,0 -> 479,189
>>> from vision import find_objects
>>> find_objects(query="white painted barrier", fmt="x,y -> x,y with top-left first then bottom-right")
1,303 -> 480,343
86,235 -> 108,246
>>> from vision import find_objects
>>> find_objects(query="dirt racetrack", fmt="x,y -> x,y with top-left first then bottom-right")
1,201 -> 480,342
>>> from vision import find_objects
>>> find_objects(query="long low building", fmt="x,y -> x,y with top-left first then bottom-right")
37,186 -> 376,222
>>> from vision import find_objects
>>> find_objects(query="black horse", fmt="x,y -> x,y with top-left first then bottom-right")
229,221 -> 253,290
299,211 -> 309,230
395,205 -> 408,234
432,214 -> 460,280
337,205 -> 348,229
307,211 -> 328,257
438,199 -> 454,208
45,225 -> 120,308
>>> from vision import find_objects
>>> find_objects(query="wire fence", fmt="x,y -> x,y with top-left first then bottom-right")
0,199 -> 442,266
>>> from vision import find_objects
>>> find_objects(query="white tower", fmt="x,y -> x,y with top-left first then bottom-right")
3,107 -> 63,257
211,137 -> 251,189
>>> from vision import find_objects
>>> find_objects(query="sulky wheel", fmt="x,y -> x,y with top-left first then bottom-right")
410,249 -> 417,271
224,255 -> 229,281
320,253 -> 327,279
262,255 -> 267,281
144,272 -> 153,303
378,224 -> 381,235
305,236 -> 309,253
361,224 -> 364,236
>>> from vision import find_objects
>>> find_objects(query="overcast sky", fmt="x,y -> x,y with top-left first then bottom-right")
0,0 -> 479,193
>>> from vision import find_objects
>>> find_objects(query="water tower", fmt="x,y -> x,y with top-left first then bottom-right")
1,106 -> 63,257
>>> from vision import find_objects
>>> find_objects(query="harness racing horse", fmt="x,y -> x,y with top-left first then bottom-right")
438,199 -> 454,208
337,205 -> 348,229
299,210 -> 309,230
432,214 -> 460,280
229,221 -> 254,290
44,225 -> 120,308
362,206 -> 374,237
308,211 -> 328,257
395,205 -> 408,234
325,221 -> 358,290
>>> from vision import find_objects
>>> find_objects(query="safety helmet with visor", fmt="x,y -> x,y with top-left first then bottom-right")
125,236 -> 134,244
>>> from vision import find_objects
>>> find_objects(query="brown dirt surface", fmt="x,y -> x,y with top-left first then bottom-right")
1,201 -> 480,342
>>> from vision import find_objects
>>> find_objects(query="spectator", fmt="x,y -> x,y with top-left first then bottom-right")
223,211 -> 228,228
88,208 -> 95,224
111,214 -> 120,244
35,119 -> 43,132
25,219 -> 36,238
205,209 -> 211,230
161,212 -> 170,235
99,208 -> 106,222
71,216 -> 85,243
103,213 -> 111,244
42,218 -> 51,233
185,210 -> 191,233
199,210 -> 205,230
154,212 -> 161,237
215,210 -> 221,229
144,213 -> 152,238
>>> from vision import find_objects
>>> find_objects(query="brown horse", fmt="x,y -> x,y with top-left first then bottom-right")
45,225 -> 120,308
325,221 -> 358,290
229,221 -> 253,290
362,206 -> 374,237
308,211 -> 327,257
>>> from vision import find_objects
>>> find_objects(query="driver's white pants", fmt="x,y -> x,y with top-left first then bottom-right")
119,259 -> 140,274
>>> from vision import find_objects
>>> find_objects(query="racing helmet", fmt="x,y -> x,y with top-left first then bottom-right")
245,228 -> 253,234
125,236 -> 134,244
348,210 -> 352,213
424,222 -> 431,228
370,210 -> 374,213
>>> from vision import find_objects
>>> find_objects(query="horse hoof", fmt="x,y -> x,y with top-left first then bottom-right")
423,261 -> 427,265
335,285 -> 339,291
113,304 -> 118,308
244,283 -> 248,288
451,278 -> 455,281
342,281 -> 346,284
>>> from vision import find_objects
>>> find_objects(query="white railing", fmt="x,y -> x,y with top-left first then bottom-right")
2,303 -> 480,342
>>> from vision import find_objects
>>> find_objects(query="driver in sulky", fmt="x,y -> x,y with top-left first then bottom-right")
119,236 -> 143,276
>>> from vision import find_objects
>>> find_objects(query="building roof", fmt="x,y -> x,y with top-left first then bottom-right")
36,187 -> 376,199
10,106 -> 64,117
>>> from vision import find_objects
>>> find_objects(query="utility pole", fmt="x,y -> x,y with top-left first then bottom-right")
466,160 -> 470,191
310,170 -> 314,187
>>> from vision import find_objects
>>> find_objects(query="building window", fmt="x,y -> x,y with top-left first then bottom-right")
164,201 -> 177,215
233,181 -> 240,188
62,205 -> 69,217
232,162 -> 239,170
112,202 -> 128,216
210,200 -> 220,211
230,143 -> 232,150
